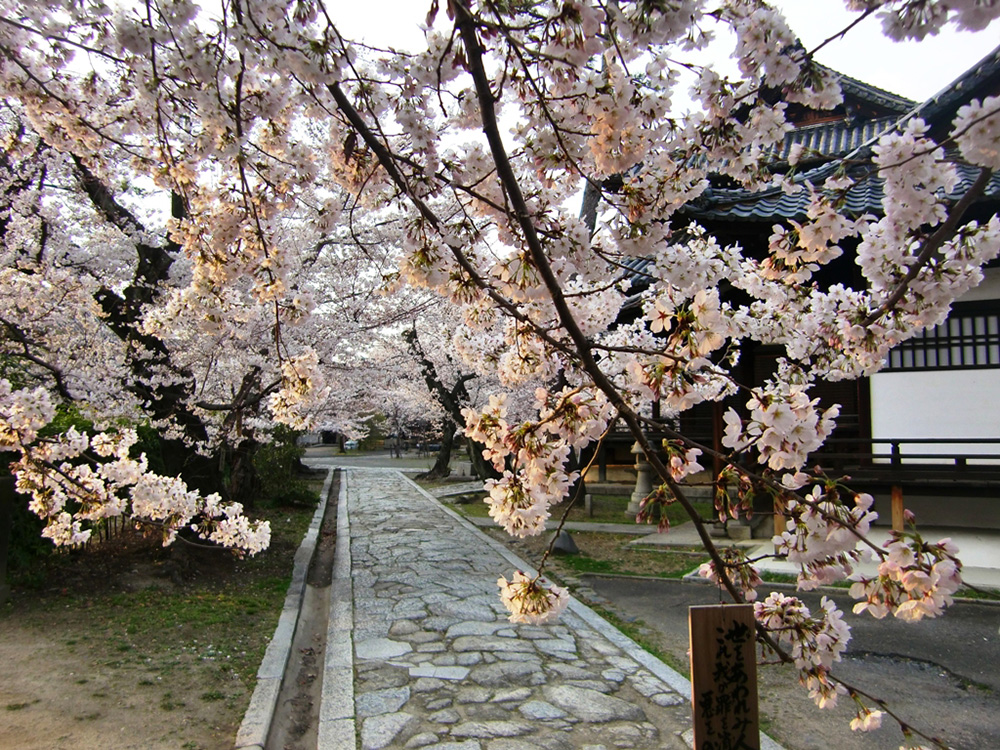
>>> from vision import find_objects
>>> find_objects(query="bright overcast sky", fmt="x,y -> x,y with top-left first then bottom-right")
335,1 -> 999,104
776,1 -> 999,101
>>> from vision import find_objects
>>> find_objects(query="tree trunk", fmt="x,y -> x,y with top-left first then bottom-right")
467,439 -> 501,481
417,419 -> 456,480
221,438 -> 262,508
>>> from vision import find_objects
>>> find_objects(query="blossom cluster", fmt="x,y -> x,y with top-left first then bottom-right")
850,534 -> 963,621
497,570 -> 569,625
267,349 -> 332,431
697,546 -> 763,602
755,592 -> 852,708
2,379 -> 270,555
722,380 -> 840,471
464,387 -> 613,537
773,487 -> 878,590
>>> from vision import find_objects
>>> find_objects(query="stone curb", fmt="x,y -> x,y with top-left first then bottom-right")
317,467 -> 357,748
234,467 -> 335,749
402,472 -> 786,750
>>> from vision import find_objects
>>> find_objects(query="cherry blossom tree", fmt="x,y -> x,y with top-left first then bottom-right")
2,0 -> 999,743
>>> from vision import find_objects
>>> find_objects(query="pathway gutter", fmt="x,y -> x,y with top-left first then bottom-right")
234,468 -> 335,750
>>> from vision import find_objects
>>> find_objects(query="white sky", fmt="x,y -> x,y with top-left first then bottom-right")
776,1 -> 999,102
334,1 -> 1000,104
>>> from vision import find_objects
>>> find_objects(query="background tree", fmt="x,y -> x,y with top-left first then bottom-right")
1,2 -> 999,743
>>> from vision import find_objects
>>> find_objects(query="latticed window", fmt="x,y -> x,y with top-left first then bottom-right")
886,302 -> 1000,371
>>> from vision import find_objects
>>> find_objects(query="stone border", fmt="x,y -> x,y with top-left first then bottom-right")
234,468 -> 335,750
318,468 -> 357,748
402,472 -> 785,750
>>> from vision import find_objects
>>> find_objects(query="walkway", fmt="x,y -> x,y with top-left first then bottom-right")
320,468 -> 702,750
237,455 -> 1000,749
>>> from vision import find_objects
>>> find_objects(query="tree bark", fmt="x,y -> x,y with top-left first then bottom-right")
418,418 -> 456,481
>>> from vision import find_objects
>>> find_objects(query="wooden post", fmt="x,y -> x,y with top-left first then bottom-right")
689,604 -> 759,750
891,485 -> 905,532
772,494 -> 786,537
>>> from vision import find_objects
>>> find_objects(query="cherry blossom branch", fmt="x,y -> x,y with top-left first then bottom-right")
534,424 -> 610,577
862,167 -> 993,326
0,317 -> 73,400
454,0 -> 745,605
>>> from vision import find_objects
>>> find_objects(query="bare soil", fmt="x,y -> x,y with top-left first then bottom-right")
0,499 -> 316,750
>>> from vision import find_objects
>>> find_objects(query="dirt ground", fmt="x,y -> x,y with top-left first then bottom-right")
5,485 -> 996,750
0,504 -> 313,750
0,621 -> 245,749
1,571 -> 246,748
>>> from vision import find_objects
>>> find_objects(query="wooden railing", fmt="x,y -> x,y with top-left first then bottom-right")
814,437 -> 1000,531
819,437 -> 1000,474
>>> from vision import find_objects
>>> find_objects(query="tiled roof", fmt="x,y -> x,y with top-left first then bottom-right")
915,43 -> 1000,123
773,116 -> 900,161
685,162 -> 1000,223
683,44 -> 1000,223
830,68 -> 917,114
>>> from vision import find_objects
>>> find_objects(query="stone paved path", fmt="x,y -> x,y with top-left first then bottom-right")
328,468 -> 693,750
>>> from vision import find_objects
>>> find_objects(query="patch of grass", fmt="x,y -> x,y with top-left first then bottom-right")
159,692 -> 185,711
415,478 -> 463,491
6,701 -> 37,711
759,572 -> 799,586
200,690 -> 225,702
956,586 -> 1000,602
486,529 -> 706,579
657,498 -> 715,528
450,491 -> 714,528
558,544 -> 704,579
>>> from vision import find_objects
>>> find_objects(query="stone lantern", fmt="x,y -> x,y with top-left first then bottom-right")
626,441 -> 653,517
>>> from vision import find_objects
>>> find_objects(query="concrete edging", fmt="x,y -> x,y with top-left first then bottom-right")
403,471 -> 786,750
234,467 -> 335,750
317,468 -> 357,748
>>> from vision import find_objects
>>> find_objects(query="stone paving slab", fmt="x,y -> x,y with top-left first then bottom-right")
336,468 -> 698,750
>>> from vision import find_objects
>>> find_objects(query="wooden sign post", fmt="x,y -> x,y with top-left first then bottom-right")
689,604 -> 759,750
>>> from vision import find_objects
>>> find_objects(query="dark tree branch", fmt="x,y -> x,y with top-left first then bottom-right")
0,317 -> 73,400
454,0 -> 746,603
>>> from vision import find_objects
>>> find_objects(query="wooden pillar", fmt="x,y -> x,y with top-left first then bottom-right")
891,485 -> 905,532
773,494 -> 787,536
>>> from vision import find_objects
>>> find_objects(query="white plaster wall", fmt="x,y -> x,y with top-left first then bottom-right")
956,266 -> 1000,303
870,369 -> 1000,456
